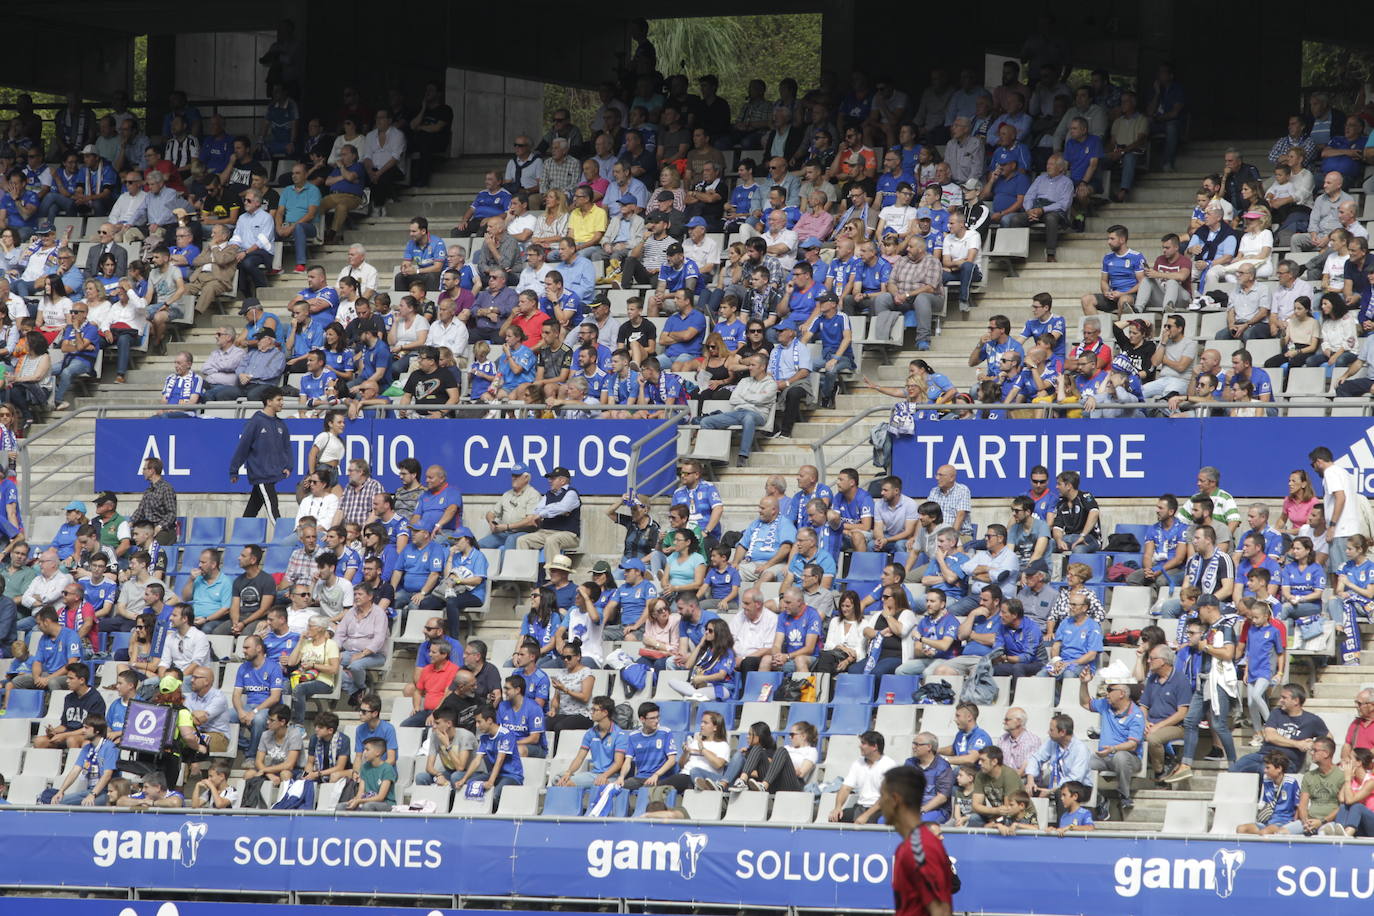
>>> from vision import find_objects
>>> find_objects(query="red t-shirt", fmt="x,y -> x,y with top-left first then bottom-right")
1152,252 -> 1193,293
416,660 -> 459,709
892,826 -> 954,916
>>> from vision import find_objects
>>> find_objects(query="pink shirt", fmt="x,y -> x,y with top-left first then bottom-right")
1283,495 -> 1319,528
793,211 -> 835,243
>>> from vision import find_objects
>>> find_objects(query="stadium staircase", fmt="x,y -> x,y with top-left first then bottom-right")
19,139 -> 1367,830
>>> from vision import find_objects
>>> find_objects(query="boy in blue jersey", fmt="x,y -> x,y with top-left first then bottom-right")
1238,752 -> 1301,835
1017,292 -> 1066,360
497,674 -> 547,758
618,701 -> 679,789
456,705 -> 524,804
1051,780 -> 1095,835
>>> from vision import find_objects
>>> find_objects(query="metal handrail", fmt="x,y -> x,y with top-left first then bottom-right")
17,400 -> 691,523
809,395 -> 1370,482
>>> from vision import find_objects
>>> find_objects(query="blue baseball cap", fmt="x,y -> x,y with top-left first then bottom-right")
618,194 -> 638,206
619,558 -> 646,572
452,526 -> 475,542
798,237 -> 821,250
64,500 -> 87,513
510,463 -> 529,476
915,207 -> 933,219
686,216 -> 708,228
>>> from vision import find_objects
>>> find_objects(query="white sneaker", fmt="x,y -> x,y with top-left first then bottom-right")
1249,735 -> 1263,747
1188,296 -> 1206,312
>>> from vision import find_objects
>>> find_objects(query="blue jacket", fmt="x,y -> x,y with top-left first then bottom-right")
228,410 -> 292,485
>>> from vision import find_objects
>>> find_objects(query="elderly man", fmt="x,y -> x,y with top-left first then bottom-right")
183,664 -> 233,756
541,138 -> 580,196
207,329 -> 285,401
1292,170 -> 1353,260
337,242 -> 379,299
885,237 -> 941,351
943,117 -> 984,184
230,189 -> 275,296
733,495 -> 798,584
184,223 -> 240,313
320,144 -> 367,244
200,325 -> 246,392
1078,665 -> 1145,816
513,467 -> 581,557
1139,644 -> 1192,778
730,587 -> 779,673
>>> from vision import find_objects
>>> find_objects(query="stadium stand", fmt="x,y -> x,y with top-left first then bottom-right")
5,41 -> 1374,916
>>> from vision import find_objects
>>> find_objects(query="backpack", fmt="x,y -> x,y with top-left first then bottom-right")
912,679 -> 956,705
1105,533 -> 1141,553
958,657 -> 998,706
613,703 -> 635,730
619,663 -> 650,695
775,677 -> 805,702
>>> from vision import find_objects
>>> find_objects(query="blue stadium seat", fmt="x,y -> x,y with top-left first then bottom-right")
742,671 -> 783,701
784,702 -> 826,732
1085,584 -> 1107,605
825,702 -> 872,736
4,689 -> 45,719
270,518 -> 300,543
541,786 -> 584,816
108,632 -> 132,655
697,701 -> 736,731
630,787 -> 676,815
844,552 -> 888,582
265,544 -> 294,571
229,518 -> 268,546
877,675 -> 920,704
656,701 -> 692,734
833,674 -> 875,704
844,581 -> 880,601
1068,553 -> 1108,583
187,517 -> 226,545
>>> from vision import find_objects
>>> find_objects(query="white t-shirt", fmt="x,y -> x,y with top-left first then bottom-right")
786,744 -> 820,778
1324,464 -> 1361,538
297,492 -> 340,525
337,261 -> 379,296
879,205 -> 918,236
843,754 -> 898,807
311,431 -> 345,467
564,605 -> 605,664
683,737 -> 730,778
1237,229 -> 1272,259
942,229 -> 981,262
683,235 -> 721,272
1323,253 -> 1349,290
506,212 -> 537,239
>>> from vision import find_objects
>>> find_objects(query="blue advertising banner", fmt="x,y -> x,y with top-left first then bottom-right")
93,419 -> 676,497
2,810 -> 1372,914
6,903 -> 565,916
893,417 -> 1374,498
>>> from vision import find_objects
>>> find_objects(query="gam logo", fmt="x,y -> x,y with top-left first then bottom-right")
1113,849 -> 1245,898
586,832 -> 708,879
93,822 -> 208,868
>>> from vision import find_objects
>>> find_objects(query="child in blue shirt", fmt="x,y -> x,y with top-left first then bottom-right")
1238,753 -> 1301,835
467,340 -> 498,402
1052,780 -> 1095,836
701,546 -> 741,611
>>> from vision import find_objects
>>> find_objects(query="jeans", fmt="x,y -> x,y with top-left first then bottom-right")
1336,377 -> 1374,398
1229,752 -> 1269,774
1182,686 -> 1235,765
239,704 -> 273,757
1306,350 -> 1356,368
812,354 -> 855,407
894,656 -> 941,677
340,649 -> 387,696
477,531 -> 523,550
943,262 -> 981,306
1278,600 -> 1322,622
700,407 -> 766,457
1089,749 -> 1143,802
1119,150 -> 1141,190
39,192 -> 75,221
415,768 -> 464,786
445,591 -> 485,643
110,327 -> 140,376
291,679 -> 334,724
460,771 -> 519,805
1338,803 -> 1374,836
280,221 -> 317,269
1214,323 -> 1271,341
869,656 -> 903,679
1157,118 -> 1182,168
52,358 -> 95,403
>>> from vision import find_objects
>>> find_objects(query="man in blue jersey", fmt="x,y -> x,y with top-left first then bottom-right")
733,495 -> 798,585
618,701 -> 678,789
1016,292 -> 1066,361
391,525 -> 445,611
1127,494 -> 1189,589
763,587 -> 821,672
832,467 -> 875,552
232,635 -> 286,757
1079,665 -> 1146,815
672,460 -> 724,542
555,696 -> 627,788
603,559 -> 659,642
1081,224 -> 1146,315
412,464 -> 462,536
802,291 -> 854,409
497,674 -> 547,758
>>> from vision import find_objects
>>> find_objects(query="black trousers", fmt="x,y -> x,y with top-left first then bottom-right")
243,482 -> 281,522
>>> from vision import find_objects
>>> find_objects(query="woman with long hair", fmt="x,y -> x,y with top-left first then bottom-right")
663,710 -> 730,792
737,720 -> 818,793
864,586 -> 916,677
1279,469 -> 1319,532
1310,292 -> 1359,368
816,589 -> 870,674
2,331 -> 50,423
660,529 -> 706,600
531,189 -> 571,254
670,617 -> 736,701
1264,295 -> 1320,370
519,586 -> 563,669
696,331 -> 739,403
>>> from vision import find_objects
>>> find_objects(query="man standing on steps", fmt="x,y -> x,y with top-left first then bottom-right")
227,387 -> 292,522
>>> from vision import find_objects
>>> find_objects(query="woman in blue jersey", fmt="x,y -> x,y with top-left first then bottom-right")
670,618 -> 736,702
1279,536 -> 1326,623
517,586 -> 562,670
1331,535 -> 1374,666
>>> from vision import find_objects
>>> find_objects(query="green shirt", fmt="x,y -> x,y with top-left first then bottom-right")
1302,766 -> 1344,820
361,760 -> 397,804
3,564 -> 35,601
973,766 -> 1024,809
